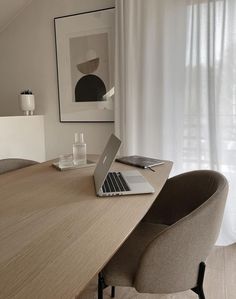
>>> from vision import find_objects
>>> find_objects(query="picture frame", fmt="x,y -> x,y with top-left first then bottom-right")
54,7 -> 115,123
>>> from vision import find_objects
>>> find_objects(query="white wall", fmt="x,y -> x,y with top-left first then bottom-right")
0,0 -> 115,159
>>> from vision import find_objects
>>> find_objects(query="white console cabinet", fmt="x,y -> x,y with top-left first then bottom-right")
0,116 -> 45,162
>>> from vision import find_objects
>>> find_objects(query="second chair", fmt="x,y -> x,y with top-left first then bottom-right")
0,158 -> 38,174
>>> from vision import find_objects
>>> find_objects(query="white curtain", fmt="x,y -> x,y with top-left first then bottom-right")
115,0 -> 236,245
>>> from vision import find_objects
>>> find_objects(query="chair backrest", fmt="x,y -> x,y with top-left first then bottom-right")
0,158 -> 38,174
134,170 -> 228,294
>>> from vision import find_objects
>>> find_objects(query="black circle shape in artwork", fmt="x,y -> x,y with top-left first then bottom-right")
75,74 -> 106,102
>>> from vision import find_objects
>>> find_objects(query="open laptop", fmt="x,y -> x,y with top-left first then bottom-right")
94,134 -> 155,197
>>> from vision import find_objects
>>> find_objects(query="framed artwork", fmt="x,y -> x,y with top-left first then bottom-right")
54,7 -> 115,122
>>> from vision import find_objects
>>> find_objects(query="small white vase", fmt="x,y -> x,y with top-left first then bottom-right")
19,95 -> 35,115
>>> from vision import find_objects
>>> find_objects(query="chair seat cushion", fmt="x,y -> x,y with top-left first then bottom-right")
103,222 -> 168,287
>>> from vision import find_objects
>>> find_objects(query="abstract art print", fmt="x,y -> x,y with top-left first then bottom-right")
54,7 -> 115,122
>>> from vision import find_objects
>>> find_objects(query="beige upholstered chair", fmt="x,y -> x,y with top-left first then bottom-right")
98,170 -> 228,299
0,158 -> 38,174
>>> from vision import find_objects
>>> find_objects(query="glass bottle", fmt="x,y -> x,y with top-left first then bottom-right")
73,133 -> 87,165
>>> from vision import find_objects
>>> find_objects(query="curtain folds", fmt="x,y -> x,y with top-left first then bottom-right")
115,0 -> 236,245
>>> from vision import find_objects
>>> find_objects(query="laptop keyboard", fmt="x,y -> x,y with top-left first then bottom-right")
102,172 -> 130,193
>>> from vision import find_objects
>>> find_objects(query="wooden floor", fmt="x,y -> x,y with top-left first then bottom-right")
79,244 -> 236,299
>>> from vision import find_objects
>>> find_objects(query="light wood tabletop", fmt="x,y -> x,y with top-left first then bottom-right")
0,156 -> 172,299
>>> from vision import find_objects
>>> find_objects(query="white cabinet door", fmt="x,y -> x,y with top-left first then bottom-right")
0,116 -> 45,162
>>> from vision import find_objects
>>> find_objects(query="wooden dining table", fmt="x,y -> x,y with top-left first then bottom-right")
0,156 -> 172,299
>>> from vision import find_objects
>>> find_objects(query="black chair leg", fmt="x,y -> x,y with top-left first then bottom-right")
198,289 -> 206,299
191,262 -> 206,299
111,286 -> 115,298
98,272 -> 107,299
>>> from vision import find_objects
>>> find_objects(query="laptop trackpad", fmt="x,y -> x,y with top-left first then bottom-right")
125,175 -> 146,184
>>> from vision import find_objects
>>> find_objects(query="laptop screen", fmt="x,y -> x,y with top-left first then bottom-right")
93,134 -> 121,194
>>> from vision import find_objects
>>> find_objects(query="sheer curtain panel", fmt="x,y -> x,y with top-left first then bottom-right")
115,0 -> 236,245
